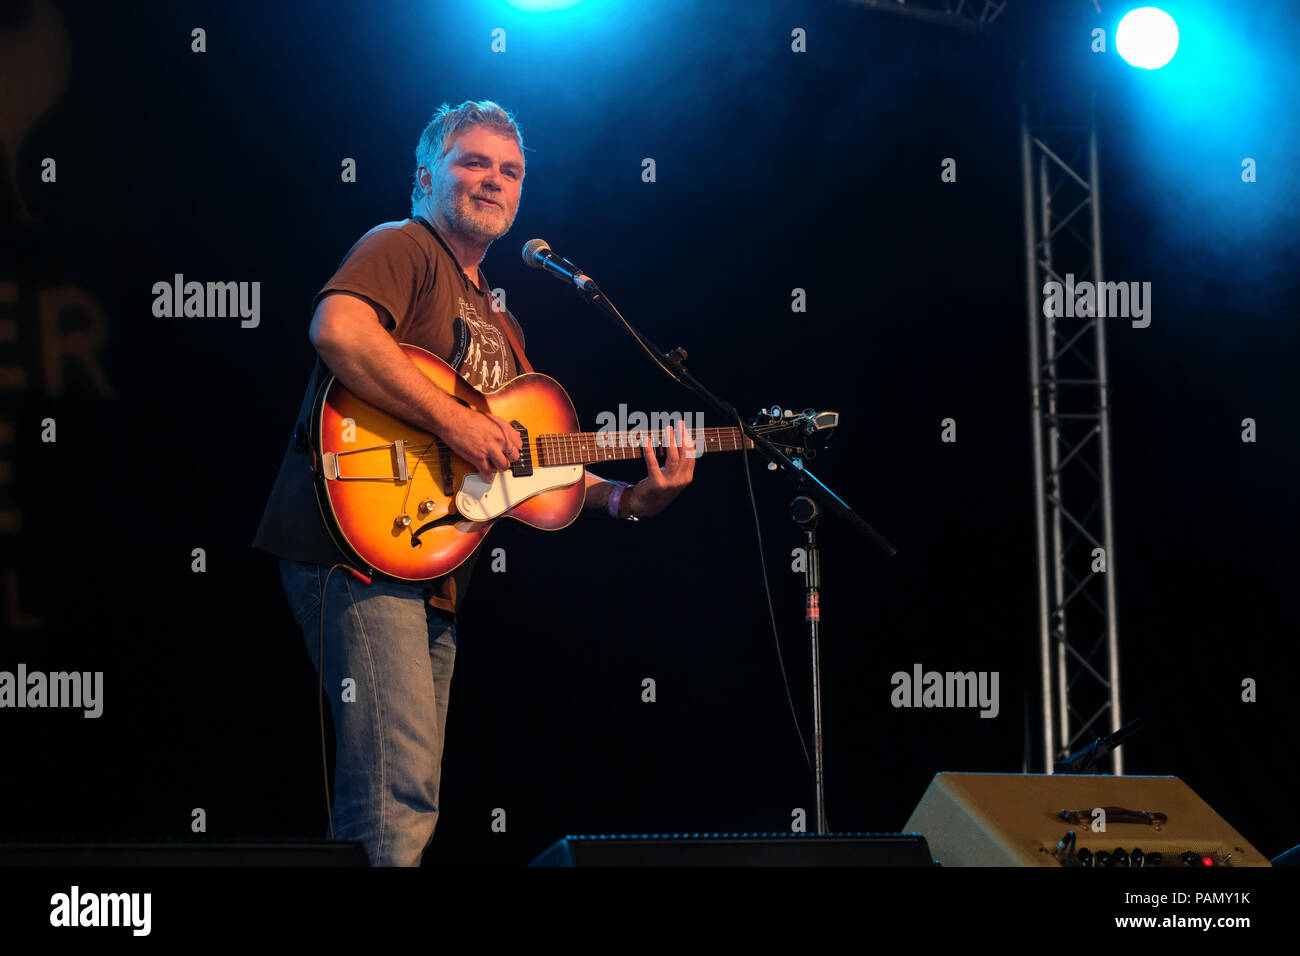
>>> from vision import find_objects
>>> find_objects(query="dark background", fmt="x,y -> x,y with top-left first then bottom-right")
2,0 -> 1297,865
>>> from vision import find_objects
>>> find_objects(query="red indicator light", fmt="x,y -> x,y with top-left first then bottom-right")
1202,857 -> 1214,867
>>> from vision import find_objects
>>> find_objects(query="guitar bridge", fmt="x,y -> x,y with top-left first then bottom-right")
392,440 -> 408,481
320,440 -> 410,482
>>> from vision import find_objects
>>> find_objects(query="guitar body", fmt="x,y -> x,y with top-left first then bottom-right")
311,344 -> 586,581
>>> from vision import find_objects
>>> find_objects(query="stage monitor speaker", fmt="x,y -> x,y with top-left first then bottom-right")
0,841 -> 370,866
904,773 -> 1269,867
529,832 -> 935,866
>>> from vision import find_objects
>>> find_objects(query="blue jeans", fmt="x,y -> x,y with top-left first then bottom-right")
278,559 -> 457,867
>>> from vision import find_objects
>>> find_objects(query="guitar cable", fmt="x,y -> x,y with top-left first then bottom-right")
588,286 -> 824,828
297,400 -> 363,841
307,300 -> 826,836
314,562 -> 372,841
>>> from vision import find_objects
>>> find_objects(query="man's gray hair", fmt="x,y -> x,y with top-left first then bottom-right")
410,100 -> 525,216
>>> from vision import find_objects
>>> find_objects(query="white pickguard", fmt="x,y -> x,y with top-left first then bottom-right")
454,463 -> 584,521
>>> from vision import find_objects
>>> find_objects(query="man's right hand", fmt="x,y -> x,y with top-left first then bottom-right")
308,294 -> 523,480
444,405 -> 523,480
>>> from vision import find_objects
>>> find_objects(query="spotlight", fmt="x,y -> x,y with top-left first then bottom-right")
1116,7 -> 1180,70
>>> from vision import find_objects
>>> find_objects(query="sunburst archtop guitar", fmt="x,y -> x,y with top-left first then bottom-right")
309,344 -> 819,581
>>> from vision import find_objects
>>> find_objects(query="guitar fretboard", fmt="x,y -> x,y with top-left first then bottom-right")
535,427 -> 752,467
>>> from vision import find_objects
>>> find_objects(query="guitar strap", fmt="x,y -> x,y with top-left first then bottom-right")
496,307 -> 533,375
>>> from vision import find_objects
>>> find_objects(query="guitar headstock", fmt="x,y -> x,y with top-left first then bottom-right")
749,405 -> 839,460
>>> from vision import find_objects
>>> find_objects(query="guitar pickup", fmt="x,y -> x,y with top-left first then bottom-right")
509,421 -> 533,477
439,444 -> 454,496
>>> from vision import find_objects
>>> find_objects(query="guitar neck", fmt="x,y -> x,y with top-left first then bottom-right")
536,427 -> 753,466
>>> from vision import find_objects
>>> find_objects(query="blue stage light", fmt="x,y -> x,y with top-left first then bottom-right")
506,0 -> 585,10
1116,7 -> 1180,69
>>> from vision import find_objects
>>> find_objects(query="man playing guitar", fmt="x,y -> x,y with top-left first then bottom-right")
253,100 -> 695,867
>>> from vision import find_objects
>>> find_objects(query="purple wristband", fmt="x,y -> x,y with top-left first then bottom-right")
608,481 -> 630,519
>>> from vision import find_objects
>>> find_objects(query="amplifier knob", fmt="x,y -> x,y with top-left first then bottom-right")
1095,850 -> 1112,867
1131,848 -> 1145,867
1077,848 -> 1095,867
1112,848 -> 1130,867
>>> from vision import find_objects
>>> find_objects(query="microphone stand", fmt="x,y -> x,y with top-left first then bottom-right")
1054,717 -> 1144,774
563,274 -> 897,835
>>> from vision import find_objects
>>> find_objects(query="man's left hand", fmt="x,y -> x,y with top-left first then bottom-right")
625,420 -> 696,518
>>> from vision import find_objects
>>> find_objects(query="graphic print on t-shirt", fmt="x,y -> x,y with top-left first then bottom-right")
452,296 -> 511,392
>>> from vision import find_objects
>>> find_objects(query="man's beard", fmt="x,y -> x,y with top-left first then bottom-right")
441,188 -> 512,243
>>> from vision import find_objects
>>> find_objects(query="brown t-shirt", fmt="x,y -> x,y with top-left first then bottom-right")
251,215 -> 526,613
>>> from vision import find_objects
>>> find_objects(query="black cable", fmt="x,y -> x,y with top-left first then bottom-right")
584,284 -> 831,827
737,409 -> 813,778
317,563 -> 354,841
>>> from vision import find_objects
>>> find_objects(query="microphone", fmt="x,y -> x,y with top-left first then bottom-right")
522,239 -> 597,294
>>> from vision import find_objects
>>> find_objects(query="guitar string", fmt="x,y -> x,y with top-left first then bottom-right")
391,424 -> 790,466
335,422 -> 802,565
329,424 -> 797,480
